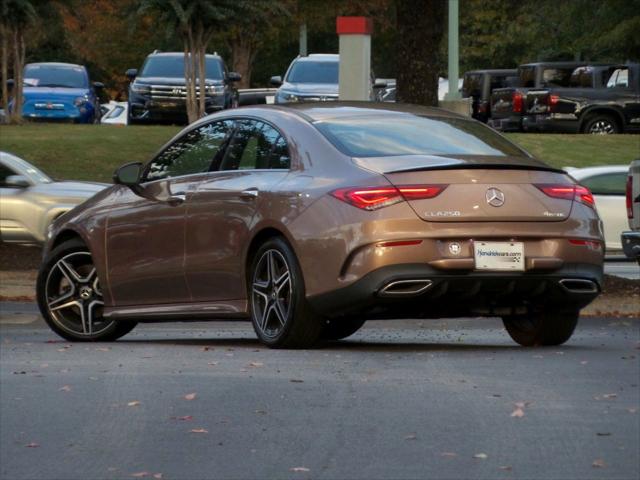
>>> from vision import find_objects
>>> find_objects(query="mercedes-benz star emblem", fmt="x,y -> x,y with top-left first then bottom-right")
486,187 -> 505,207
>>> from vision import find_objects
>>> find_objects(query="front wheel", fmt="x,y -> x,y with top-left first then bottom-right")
249,237 -> 322,348
37,239 -> 137,341
502,310 -> 579,346
583,114 -> 620,134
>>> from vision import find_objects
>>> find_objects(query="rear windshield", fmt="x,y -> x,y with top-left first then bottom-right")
287,61 -> 339,84
314,115 -> 527,158
141,56 -> 223,79
23,64 -> 88,89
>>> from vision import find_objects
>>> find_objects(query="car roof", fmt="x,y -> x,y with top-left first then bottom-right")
148,52 -> 221,59
465,69 -> 517,75
296,54 -> 339,62
564,165 -> 630,179
268,102 -> 465,122
25,62 -> 86,70
519,62 -> 614,68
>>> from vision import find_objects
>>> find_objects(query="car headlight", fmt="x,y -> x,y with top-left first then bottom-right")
131,82 -> 150,94
74,96 -> 88,106
206,85 -> 224,95
276,91 -> 300,103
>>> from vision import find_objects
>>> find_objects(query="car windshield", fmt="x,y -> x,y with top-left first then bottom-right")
287,61 -> 339,84
1,153 -> 52,184
140,56 -> 223,79
314,115 -> 527,158
23,65 -> 88,89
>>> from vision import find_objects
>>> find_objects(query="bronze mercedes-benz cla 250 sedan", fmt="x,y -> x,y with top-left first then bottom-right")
37,103 -> 604,348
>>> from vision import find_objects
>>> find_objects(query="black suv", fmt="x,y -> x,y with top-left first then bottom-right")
462,69 -> 517,123
126,52 -> 241,124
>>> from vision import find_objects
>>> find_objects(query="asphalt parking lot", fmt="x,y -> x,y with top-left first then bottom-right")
1,311 -> 638,480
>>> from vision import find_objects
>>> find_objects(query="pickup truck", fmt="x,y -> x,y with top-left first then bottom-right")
522,64 -> 640,134
462,69 -> 517,123
622,159 -> 640,264
488,61 -> 612,131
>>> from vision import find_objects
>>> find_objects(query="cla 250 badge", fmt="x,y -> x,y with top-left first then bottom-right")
425,211 -> 461,217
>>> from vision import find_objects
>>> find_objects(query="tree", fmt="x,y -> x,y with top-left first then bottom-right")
138,0 -> 234,123
395,0 -> 445,106
0,0 -> 37,124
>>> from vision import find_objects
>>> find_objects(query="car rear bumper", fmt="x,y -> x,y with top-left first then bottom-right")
488,116 -> 522,132
522,114 -> 580,133
622,231 -> 640,259
307,262 -> 603,319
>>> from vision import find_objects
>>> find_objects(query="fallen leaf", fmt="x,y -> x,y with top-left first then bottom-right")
290,379 -> 304,383
511,407 -> 525,418
127,401 -> 141,407
440,452 -> 457,457
171,415 -> 193,421
59,385 -> 72,392
95,347 -> 110,352
207,362 -> 218,366
473,453 -> 488,460
627,408 -> 638,414
25,442 -> 39,448
596,432 -> 611,436
602,393 -> 617,399
404,433 -> 417,440
249,362 -> 264,368
592,459 -> 606,468
184,393 -> 197,401
499,466 -> 512,471
580,361 -> 588,365
289,467 -> 310,472
153,474 -> 163,479
255,410 -> 267,415
190,428 -> 208,434
131,472 -> 150,478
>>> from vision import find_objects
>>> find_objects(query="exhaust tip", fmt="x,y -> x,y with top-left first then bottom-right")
378,279 -> 433,297
559,278 -> 598,294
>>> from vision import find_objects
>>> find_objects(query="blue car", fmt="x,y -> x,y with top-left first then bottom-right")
16,63 -> 103,123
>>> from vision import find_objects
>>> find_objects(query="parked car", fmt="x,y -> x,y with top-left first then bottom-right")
565,165 -> 629,252
489,61 -> 612,131
270,54 -> 384,103
379,78 -> 463,103
622,159 -> 640,263
0,152 -> 107,244
126,51 -> 241,124
11,62 -> 103,123
100,101 -> 128,125
462,69 -> 517,122
522,64 -> 640,134
38,103 -> 603,348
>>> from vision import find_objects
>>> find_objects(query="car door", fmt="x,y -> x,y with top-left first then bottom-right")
185,118 -> 291,302
105,120 -> 234,306
580,172 -> 627,250
0,161 -> 36,242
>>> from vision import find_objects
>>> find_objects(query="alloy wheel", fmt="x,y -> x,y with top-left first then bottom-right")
44,252 -> 113,336
251,249 -> 292,339
588,119 -> 615,134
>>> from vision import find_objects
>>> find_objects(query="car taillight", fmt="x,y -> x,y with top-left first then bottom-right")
512,92 -> 523,113
535,184 -> 595,208
331,185 -> 447,210
548,94 -> 560,112
626,174 -> 633,218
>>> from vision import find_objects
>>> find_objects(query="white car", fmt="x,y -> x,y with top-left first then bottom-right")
565,165 -> 629,252
622,159 -> 640,263
100,101 -> 128,125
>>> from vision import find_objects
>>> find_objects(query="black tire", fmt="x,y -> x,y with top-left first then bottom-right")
36,238 -> 137,342
248,237 -> 322,348
321,316 -> 366,341
502,310 -> 579,346
583,114 -> 620,134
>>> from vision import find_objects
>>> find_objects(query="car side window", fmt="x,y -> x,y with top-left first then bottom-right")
217,119 -> 290,171
580,173 -> 626,196
145,120 -> 234,181
0,163 -> 18,187
606,68 -> 629,89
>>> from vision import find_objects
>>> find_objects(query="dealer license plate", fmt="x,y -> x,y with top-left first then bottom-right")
474,241 -> 524,271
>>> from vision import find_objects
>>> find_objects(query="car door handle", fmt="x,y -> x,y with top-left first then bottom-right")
240,188 -> 259,199
167,192 -> 187,205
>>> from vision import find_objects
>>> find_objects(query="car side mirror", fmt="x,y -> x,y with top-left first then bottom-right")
227,72 -> 242,83
93,81 -> 105,90
125,69 -> 138,80
373,79 -> 387,89
113,162 -> 143,186
5,175 -> 30,188
270,76 -> 282,87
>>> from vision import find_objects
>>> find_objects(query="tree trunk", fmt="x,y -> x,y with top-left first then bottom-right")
231,36 -> 253,89
184,30 -> 198,124
196,28 -> 206,118
10,28 -> 26,124
395,0 -> 445,106
0,25 -> 9,119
